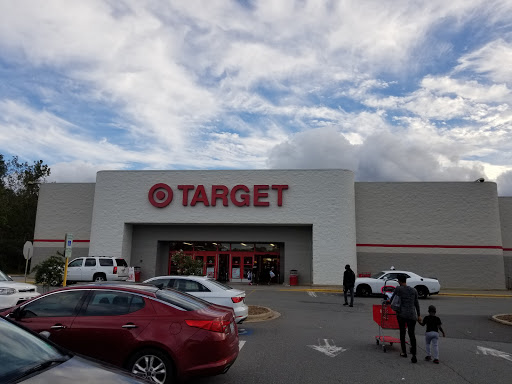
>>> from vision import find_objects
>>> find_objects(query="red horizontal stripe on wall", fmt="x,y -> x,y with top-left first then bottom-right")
34,239 -> 90,243
504,248 -> 512,251
356,244 -> 502,249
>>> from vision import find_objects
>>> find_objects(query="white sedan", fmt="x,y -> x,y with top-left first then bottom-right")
0,270 -> 40,311
354,270 -> 440,299
144,275 -> 249,323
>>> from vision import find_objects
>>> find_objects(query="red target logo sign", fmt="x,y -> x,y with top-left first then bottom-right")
148,183 -> 173,208
149,183 -> 288,208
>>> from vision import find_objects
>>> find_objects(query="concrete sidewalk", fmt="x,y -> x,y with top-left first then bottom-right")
231,282 -> 512,298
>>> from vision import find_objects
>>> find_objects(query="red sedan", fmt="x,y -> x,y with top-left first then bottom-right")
1,283 -> 239,384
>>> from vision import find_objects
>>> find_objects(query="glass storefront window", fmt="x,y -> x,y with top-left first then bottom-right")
169,241 -> 193,252
255,243 -> 280,252
231,243 -> 254,252
193,242 -> 218,251
219,243 -> 230,252
231,256 -> 241,279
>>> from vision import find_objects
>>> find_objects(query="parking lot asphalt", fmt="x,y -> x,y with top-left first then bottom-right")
7,275 -> 512,383
195,289 -> 512,384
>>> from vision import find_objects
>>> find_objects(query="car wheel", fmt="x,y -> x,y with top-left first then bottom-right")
416,286 -> 429,299
93,273 -> 106,282
357,285 -> 372,297
128,348 -> 174,384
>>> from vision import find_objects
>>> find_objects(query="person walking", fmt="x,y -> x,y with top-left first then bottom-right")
268,267 -> 276,285
418,305 -> 445,364
390,274 -> 421,363
343,264 -> 355,307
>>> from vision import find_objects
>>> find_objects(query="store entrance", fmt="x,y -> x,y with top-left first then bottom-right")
253,254 -> 280,284
218,254 -> 229,282
168,241 -> 281,283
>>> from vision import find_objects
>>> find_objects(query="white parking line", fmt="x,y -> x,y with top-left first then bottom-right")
308,291 -> 317,297
477,346 -> 512,362
239,340 -> 246,351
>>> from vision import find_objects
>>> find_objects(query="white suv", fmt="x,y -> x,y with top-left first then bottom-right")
66,257 -> 129,283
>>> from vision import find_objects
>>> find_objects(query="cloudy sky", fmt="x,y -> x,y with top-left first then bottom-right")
1,0 -> 512,195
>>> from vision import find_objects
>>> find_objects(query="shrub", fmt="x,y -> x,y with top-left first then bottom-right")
33,252 -> 64,286
171,250 -> 203,275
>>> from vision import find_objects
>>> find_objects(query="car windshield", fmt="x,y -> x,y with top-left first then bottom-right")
207,279 -> 233,290
155,288 -> 211,311
0,270 -> 13,282
371,271 -> 386,279
0,317 -> 70,382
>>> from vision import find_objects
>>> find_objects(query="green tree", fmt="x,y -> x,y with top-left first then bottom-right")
0,155 -> 51,273
171,250 -> 204,275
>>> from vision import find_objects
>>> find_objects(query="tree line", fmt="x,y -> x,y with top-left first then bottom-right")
0,154 -> 50,273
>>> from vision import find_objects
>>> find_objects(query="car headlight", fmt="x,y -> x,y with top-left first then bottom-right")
0,288 -> 16,295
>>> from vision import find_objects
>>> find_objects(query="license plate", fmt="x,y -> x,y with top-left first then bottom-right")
230,322 -> 235,334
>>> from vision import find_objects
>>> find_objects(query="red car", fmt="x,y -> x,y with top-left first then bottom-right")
1,283 -> 239,384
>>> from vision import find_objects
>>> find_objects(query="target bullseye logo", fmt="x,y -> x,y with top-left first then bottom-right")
148,183 -> 173,208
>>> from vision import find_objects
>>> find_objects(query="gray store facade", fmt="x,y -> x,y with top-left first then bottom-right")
31,169 -> 512,290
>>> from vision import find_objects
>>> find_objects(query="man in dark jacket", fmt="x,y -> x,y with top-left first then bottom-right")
343,264 -> 356,307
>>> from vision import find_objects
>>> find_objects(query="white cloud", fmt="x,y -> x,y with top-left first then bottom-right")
456,39 -> 512,84
497,170 -> 512,196
0,0 -> 512,195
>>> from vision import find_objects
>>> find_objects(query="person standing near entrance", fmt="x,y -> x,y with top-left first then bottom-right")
343,264 -> 355,307
390,274 -> 421,363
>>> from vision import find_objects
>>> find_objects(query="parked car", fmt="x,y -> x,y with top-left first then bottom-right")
144,275 -> 249,323
354,270 -> 441,298
0,315 -> 147,383
0,270 -> 40,311
66,256 -> 129,283
1,283 -> 239,383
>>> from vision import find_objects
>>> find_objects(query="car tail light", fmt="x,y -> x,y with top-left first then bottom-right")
113,266 -> 117,274
231,296 -> 244,303
185,319 -> 231,333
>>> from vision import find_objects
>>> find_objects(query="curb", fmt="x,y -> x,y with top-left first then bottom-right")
245,306 -> 281,323
279,288 -> 512,298
491,314 -> 512,326
280,288 -> 342,293
438,293 -> 512,298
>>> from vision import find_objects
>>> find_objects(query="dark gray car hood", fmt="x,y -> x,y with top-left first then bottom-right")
19,355 -> 146,384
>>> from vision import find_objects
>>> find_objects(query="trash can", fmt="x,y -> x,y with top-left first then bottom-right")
134,266 -> 141,283
289,269 -> 298,286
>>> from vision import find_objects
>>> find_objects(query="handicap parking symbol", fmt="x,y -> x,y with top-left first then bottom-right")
238,328 -> 253,336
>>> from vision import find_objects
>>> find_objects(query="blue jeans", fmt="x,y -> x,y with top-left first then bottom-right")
425,331 -> 439,359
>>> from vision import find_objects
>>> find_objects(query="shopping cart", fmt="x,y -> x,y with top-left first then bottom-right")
373,303 -> 403,352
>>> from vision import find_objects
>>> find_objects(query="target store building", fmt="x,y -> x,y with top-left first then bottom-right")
31,169 -> 512,290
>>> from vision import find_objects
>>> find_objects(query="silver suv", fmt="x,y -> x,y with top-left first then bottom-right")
66,257 -> 129,283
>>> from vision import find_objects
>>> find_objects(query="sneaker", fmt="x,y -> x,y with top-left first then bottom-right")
433,359 -> 439,364
425,356 -> 432,361
343,303 -> 348,306
349,304 -> 353,307
411,356 -> 417,363
400,353 -> 407,358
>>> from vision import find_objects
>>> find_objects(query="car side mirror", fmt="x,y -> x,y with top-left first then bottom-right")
39,331 -> 51,338
10,306 -> 22,320
155,283 -> 164,289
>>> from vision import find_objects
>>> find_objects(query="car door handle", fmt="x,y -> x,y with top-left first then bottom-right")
50,324 -> 66,329
122,324 -> 138,329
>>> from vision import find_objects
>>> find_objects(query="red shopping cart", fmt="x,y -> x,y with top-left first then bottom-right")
373,303 -> 403,352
